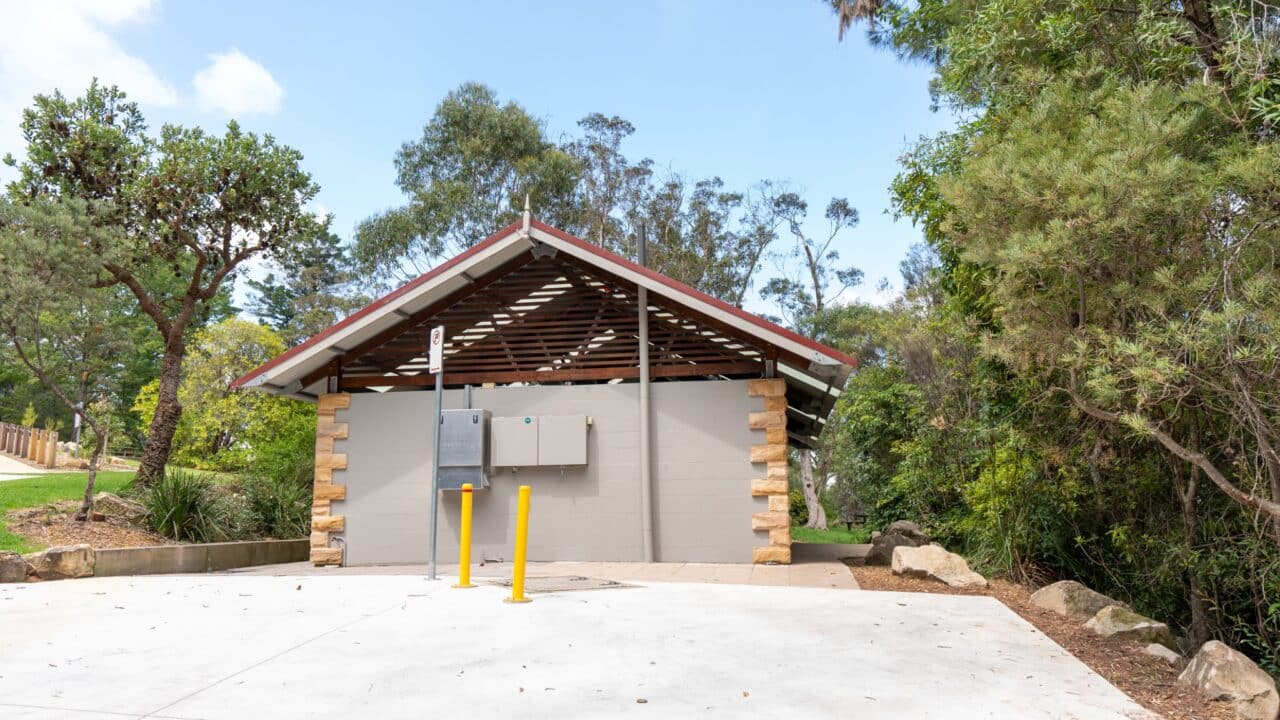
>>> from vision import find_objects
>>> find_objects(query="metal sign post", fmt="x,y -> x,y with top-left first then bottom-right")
427,325 -> 445,581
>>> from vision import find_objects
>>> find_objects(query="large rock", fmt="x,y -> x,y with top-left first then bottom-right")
884,520 -> 930,545
1179,641 -> 1279,720
865,532 -> 919,566
0,551 -> 30,583
891,544 -> 987,588
1084,605 -> 1177,650
92,492 -> 147,524
1142,643 -> 1185,668
1030,580 -> 1123,620
23,544 -> 94,580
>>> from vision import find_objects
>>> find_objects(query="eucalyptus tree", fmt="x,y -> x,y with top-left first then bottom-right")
353,82 -> 581,285
7,81 -> 321,486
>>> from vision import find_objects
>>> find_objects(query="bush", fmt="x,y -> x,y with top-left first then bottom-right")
241,474 -> 312,539
143,468 -> 252,543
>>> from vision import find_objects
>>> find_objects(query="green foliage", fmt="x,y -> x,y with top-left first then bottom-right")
239,474 -> 312,539
247,216 -> 366,346
830,0 -> 1280,670
142,468 -> 252,543
19,402 -> 36,427
789,526 -> 872,545
132,319 -> 316,474
6,80 -> 322,486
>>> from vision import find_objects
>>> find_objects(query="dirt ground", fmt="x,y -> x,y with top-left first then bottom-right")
6,500 -> 172,550
845,563 -> 1235,720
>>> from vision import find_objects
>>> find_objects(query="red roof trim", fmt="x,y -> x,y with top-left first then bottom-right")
231,219 -> 525,389
529,220 -> 859,368
234,217 -> 857,392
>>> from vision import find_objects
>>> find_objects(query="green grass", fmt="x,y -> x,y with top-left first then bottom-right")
0,471 -> 136,553
789,525 -> 872,544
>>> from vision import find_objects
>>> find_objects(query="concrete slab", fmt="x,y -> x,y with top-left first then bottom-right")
0,574 -> 1155,719
225,559 -> 862,589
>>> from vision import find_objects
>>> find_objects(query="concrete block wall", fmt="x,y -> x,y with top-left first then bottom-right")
329,380 -> 767,565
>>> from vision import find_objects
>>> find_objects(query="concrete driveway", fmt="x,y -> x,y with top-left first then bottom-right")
0,572 -> 1156,719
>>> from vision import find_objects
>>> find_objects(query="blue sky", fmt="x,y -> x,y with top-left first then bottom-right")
1,1 -> 956,308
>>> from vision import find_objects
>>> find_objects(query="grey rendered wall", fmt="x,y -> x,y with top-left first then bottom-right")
334,380 -> 765,565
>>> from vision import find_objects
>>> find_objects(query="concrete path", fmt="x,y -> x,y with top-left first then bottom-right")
226,559 -> 861,589
0,573 -> 1156,719
0,452 -> 49,482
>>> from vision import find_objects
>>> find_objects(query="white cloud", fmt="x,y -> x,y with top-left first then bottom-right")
193,49 -> 283,117
0,0 -> 177,170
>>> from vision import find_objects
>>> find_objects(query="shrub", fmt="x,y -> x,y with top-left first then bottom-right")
241,474 -> 312,539
143,468 -> 252,543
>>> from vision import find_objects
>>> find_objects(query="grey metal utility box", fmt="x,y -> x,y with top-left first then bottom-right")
490,415 -> 538,467
438,408 -> 490,489
537,415 -> 589,466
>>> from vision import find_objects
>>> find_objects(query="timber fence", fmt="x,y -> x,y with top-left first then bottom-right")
0,422 -> 58,469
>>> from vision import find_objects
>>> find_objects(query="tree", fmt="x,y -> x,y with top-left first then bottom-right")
0,198 -> 133,518
758,193 -> 864,530
831,0 -> 1280,662
7,81 -> 321,486
133,319 -> 314,473
19,402 -> 36,428
247,216 -> 365,346
353,82 -> 581,284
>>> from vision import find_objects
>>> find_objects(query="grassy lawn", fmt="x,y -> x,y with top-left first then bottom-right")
0,471 -> 136,553
790,525 -> 872,544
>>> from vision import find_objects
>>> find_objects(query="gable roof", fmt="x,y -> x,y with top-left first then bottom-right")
234,218 -> 856,445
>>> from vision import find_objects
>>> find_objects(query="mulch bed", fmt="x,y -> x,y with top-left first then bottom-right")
845,563 -> 1235,720
6,501 -> 173,550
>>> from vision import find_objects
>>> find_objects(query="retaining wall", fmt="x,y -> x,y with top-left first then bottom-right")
94,539 -> 308,577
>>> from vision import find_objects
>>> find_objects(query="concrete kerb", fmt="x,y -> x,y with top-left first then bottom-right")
94,539 -> 308,577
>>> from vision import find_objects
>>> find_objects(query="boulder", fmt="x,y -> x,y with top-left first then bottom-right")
1030,580 -> 1124,619
23,544 -> 94,580
1142,643 -> 1184,667
1084,605 -> 1177,650
884,520 -> 930,545
1178,641 -> 1279,720
891,544 -> 987,588
92,492 -> 147,524
0,551 -> 30,583
865,532 -> 919,566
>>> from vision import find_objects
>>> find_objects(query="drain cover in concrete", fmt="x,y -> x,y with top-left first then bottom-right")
485,575 -> 632,593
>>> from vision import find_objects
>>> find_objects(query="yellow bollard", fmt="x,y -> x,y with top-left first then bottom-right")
505,484 -> 532,604
453,483 -> 476,589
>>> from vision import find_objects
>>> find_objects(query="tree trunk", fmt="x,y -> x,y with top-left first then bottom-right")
75,425 -> 106,522
1172,453 -> 1211,647
136,338 -> 184,487
800,450 -> 827,530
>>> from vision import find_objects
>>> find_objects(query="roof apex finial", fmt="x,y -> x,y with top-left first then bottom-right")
522,194 -> 532,233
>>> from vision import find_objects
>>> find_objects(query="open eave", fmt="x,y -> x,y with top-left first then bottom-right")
234,218 -> 856,447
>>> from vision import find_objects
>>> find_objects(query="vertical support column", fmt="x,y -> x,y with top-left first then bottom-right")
46,431 -> 58,468
311,393 -> 349,566
748,378 -> 791,564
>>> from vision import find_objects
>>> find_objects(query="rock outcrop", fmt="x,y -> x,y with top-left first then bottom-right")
1142,643 -> 1184,667
1178,641 -> 1279,720
883,520 -> 930,545
23,544 -> 94,580
891,544 -> 987,588
92,492 -> 147,524
865,532 -> 919,566
1030,580 -> 1124,620
0,551 -> 30,583
1084,605 -> 1177,650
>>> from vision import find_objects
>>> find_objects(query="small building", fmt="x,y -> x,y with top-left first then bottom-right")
234,216 -> 855,566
